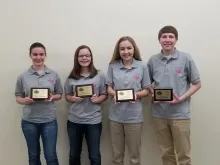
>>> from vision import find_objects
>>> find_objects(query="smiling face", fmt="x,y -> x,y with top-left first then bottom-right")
30,47 -> 46,67
159,33 -> 177,53
158,26 -> 178,54
110,36 -> 142,64
78,48 -> 92,67
119,40 -> 134,62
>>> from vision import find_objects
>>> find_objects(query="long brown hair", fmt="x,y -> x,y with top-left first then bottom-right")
68,45 -> 98,79
110,36 -> 142,63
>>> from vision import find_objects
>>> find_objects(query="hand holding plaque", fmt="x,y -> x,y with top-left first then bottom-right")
30,88 -> 50,101
23,97 -> 35,104
115,89 -> 135,102
45,93 -> 53,102
75,84 -> 94,98
90,94 -> 99,104
166,93 -> 184,104
153,88 -> 173,101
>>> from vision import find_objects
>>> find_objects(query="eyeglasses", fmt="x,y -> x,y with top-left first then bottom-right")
78,54 -> 91,58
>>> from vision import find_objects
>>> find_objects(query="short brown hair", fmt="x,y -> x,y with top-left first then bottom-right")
29,42 -> 46,56
68,45 -> 98,80
110,36 -> 142,63
158,26 -> 178,40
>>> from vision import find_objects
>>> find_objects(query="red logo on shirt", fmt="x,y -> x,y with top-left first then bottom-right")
133,74 -> 139,80
176,67 -> 182,74
93,83 -> 96,87
48,78 -> 55,84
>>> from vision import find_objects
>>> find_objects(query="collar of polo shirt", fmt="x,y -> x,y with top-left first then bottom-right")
119,58 -> 139,69
80,73 -> 90,78
28,65 -> 51,75
159,48 -> 179,60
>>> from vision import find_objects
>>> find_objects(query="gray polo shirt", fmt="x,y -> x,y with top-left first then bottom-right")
15,66 -> 63,123
64,71 -> 107,124
106,59 -> 151,123
147,49 -> 200,119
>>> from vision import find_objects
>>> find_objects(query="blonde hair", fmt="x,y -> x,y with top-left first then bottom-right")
110,36 -> 142,63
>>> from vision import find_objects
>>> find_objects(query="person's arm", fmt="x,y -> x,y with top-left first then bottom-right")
106,64 -> 116,97
46,73 -> 63,102
51,94 -> 62,101
168,82 -> 201,104
64,78 -> 83,103
180,82 -> 201,100
65,95 -> 83,103
105,64 -> 121,103
91,94 -> 107,104
147,58 -> 154,86
107,85 -> 120,104
168,55 -> 201,104
53,74 -> 63,100
16,96 -> 34,105
91,72 -> 108,104
15,75 -> 34,105
46,93 -> 62,102
147,58 -> 161,103
107,85 -> 116,97
136,89 -> 149,99
65,95 -> 73,102
148,87 -> 159,102
136,64 -> 151,99
16,96 -> 24,104
181,56 -> 201,99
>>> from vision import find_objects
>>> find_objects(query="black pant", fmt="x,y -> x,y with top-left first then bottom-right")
67,120 -> 102,165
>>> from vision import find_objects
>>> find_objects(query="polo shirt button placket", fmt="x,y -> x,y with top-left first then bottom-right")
165,63 -> 169,74
37,76 -> 40,87
124,71 -> 129,84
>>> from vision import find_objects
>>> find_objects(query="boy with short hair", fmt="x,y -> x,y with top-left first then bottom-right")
147,25 -> 201,165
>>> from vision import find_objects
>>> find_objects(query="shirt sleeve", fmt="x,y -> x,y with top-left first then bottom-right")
147,58 -> 154,84
64,78 -> 74,95
186,55 -> 201,84
141,63 -> 152,89
15,75 -> 25,97
99,71 -> 107,95
54,73 -> 63,94
106,64 -> 113,85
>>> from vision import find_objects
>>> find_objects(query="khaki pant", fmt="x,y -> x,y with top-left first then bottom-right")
110,121 -> 143,165
153,118 -> 191,165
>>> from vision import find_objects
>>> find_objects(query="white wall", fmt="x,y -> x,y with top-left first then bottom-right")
0,0 -> 219,164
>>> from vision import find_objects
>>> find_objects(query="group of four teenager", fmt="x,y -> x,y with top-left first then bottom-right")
15,25 -> 201,165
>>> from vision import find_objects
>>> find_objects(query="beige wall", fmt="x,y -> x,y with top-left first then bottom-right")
0,0 -> 219,164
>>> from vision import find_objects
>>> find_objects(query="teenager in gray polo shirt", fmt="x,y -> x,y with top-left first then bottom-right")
106,36 -> 151,165
64,45 -> 107,165
147,26 -> 201,165
15,42 -> 63,165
